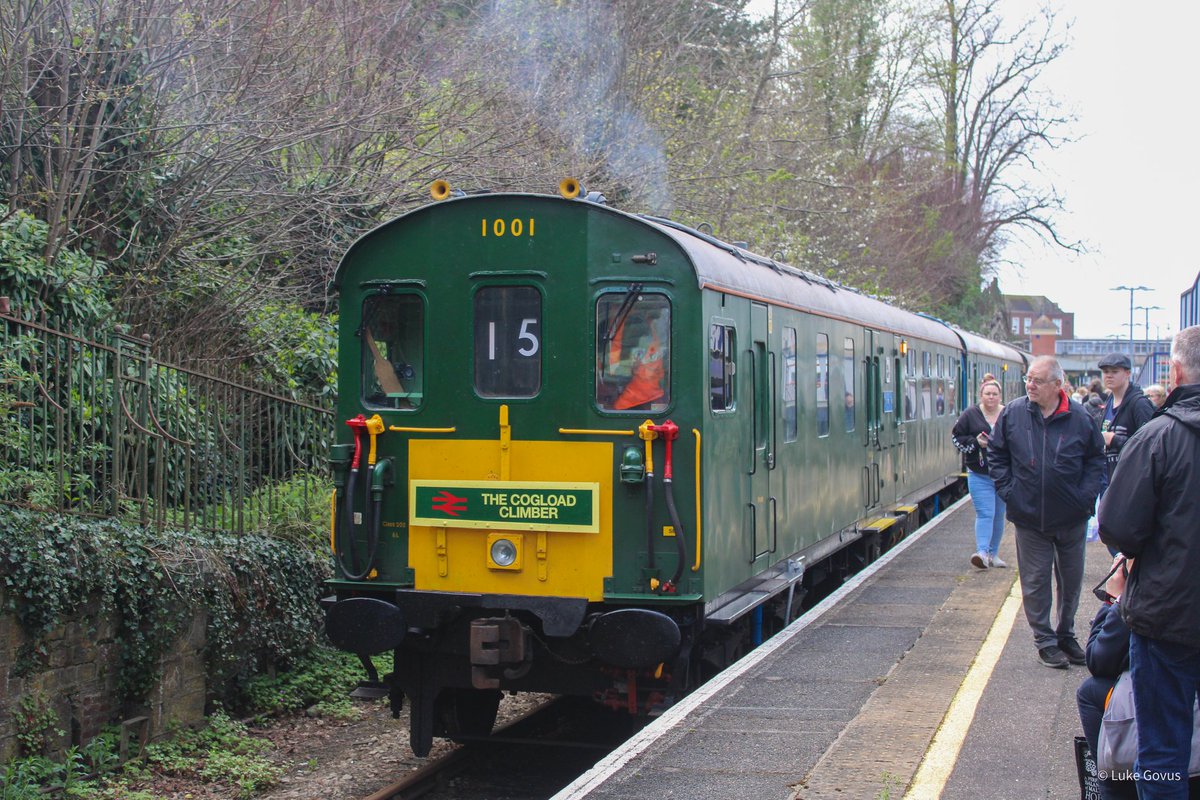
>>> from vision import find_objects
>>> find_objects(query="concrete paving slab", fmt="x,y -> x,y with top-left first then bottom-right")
556,500 -> 984,800
554,500 -> 1109,800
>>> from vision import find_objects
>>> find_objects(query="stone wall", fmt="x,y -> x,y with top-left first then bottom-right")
0,595 -> 207,761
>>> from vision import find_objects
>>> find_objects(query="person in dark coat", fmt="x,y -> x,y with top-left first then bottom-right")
1087,391 -> 1107,427
1087,378 -> 1109,427
1099,325 -> 1200,800
951,378 -> 1007,569
1097,352 -> 1156,484
988,355 -> 1106,669
1078,555 -> 1138,800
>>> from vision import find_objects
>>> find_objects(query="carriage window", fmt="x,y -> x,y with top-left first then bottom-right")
362,293 -> 424,410
816,334 -> 830,437
475,286 -> 541,398
935,379 -> 947,415
709,324 -> 736,411
843,338 -> 855,433
920,378 -> 933,419
782,327 -> 797,441
923,351 -> 932,377
596,292 -> 671,412
905,379 -> 917,422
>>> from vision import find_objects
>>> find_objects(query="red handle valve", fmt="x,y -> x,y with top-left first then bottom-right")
345,414 -> 368,469
650,420 -> 679,480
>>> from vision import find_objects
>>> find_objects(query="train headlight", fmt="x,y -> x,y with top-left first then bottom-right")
487,533 -> 523,570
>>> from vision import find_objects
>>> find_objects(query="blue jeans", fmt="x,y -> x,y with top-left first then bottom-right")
1130,631 -> 1200,799
967,471 -> 1006,556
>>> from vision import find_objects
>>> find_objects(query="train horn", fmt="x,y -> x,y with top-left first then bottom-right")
430,180 -> 452,201
558,177 -> 583,199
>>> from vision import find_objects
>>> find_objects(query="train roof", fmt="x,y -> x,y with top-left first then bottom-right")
337,192 -> 1016,353
946,326 -> 1028,364
638,215 -> 961,348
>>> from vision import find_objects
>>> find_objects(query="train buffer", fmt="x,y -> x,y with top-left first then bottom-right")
553,497 -> 1117,800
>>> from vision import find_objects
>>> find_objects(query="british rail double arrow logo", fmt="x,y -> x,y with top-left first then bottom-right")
431,490 -> 468,517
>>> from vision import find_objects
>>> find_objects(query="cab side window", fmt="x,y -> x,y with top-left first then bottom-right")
710,323 -> 736,412
596,292 -> 671,412
361,294 -> 424,410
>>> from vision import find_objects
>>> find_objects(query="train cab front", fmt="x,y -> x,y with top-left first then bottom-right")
323,406 -> 685,755
322,187 -> 693,756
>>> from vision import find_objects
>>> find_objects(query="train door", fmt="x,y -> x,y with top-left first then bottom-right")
861,329 -> 883,511
876,332 -> 901,505
748,302 -> 775,563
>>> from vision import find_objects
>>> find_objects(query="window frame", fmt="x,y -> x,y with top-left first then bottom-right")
593,289 -> 673,415
360,291 -> 427,412
782,326 -> 797,441
816,332 -> 830,438
472,283 -> 545,400
843,337 -> 855,433
709,321 -> 737,414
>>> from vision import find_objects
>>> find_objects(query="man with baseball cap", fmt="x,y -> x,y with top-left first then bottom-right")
1097,352 -> 1155,486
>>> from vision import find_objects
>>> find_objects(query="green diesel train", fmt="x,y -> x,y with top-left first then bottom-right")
322,181 -> 1027,755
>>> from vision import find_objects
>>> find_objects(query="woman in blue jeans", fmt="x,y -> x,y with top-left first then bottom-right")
952,379 -> 1007,568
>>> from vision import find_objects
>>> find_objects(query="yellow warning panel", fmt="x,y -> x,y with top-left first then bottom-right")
408,439 -> 613,600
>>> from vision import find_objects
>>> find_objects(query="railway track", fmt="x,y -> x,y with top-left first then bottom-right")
360,696 -> 647,800
354,512 -> 922,800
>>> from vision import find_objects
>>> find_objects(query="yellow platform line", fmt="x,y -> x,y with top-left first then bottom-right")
903,576 -> 1022,800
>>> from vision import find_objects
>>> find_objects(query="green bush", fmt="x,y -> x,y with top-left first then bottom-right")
143,710 -> 281,799
0,203 -> 114,329
242,647 -> 393,719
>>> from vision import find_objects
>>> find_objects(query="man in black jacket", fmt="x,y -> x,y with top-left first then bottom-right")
1100,325 -> 1200,799
1098,351 -> 1156,483
988,356 -> 1106,669
1077,555 -> 1138,800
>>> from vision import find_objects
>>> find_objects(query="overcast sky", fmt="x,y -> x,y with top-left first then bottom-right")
741,1 -> 1199,342
997,0 -> 1199,341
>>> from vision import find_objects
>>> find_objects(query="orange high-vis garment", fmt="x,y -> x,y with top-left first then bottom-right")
608,318 -> 626,369
615,336 -> 665,410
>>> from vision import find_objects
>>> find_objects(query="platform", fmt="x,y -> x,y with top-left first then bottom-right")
552,498 -> 1113,800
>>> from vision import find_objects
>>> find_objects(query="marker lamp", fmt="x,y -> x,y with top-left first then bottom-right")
487,533 -> 523,570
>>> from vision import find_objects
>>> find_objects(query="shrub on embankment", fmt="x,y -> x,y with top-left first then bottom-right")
0,507 -> 331,760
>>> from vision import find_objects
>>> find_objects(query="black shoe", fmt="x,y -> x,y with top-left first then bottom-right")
1037,645 -> 1069,669
1058,637 -> 1086,665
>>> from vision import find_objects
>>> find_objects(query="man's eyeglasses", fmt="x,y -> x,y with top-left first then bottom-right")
1023,375 -> 1053,386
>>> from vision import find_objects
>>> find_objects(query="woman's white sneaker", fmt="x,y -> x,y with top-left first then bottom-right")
971,551 -> 989,569
989,555 -> 1008,568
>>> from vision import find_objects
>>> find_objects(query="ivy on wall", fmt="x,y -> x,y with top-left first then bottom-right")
0,508 -> 330,701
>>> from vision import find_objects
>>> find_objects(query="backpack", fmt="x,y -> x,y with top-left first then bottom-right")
1097,671 -> 1200,776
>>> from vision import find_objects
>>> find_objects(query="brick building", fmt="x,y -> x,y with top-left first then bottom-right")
1003,295 -> 1075,347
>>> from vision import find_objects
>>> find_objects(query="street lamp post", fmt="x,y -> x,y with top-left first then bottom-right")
1135,305 -> 1164,352
1112,285 -> 1151,353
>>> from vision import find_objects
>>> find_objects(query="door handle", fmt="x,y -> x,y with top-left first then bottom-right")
747,502 -> 757,563
769,496 -> 778,554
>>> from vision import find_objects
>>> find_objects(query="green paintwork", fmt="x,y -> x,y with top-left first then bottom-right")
410,481 -> 598,531
332,193 -> 1004,611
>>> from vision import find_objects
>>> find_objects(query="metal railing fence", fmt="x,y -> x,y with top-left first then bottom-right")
1,311 -> 334,534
